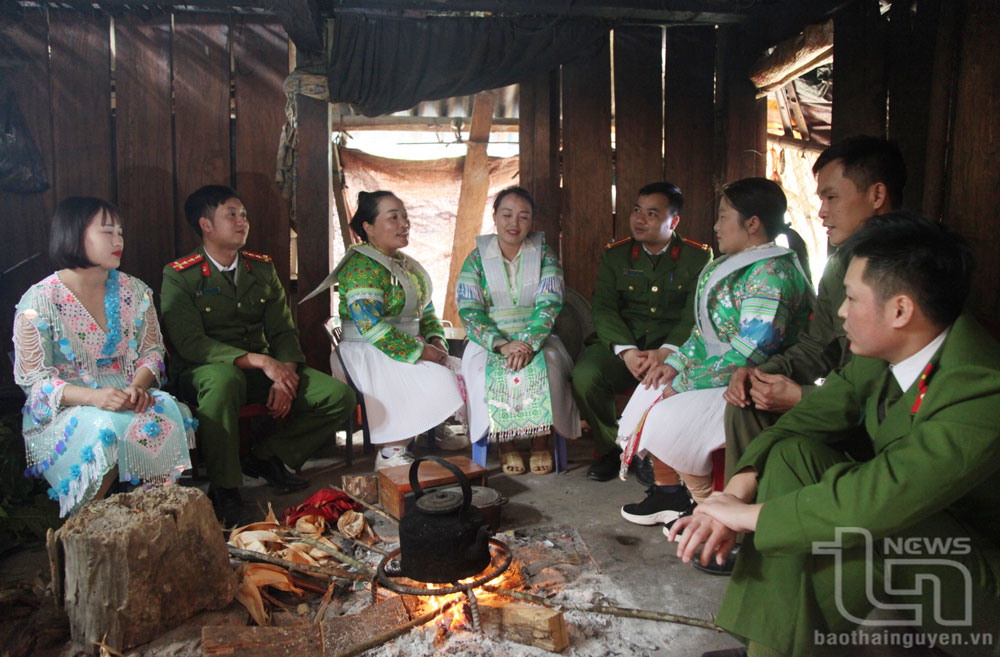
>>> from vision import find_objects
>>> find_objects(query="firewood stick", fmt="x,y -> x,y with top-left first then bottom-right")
289,576 -> 331,595
227,545 -> 363,582
344,534 -> 390,556
291,535 -> 377,577
483,586 -> 719,631
325,599 -> 456,657
332,486 -> 398,525
314,579 -> 338,624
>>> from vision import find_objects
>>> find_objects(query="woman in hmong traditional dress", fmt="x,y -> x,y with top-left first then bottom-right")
14,197 -> 196,517
456,187 -> 581,475
330,191 -> 465,470
617,178 -> 814,524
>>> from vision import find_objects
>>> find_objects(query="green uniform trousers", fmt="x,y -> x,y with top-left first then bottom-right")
180,363 -> 356,489
570,343 -> 640,455
717,436 -> 1000,656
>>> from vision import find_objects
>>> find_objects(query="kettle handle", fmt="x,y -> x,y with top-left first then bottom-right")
408,456 -> 472,512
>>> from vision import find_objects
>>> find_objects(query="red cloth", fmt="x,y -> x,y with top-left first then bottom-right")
283,488 -> 359,526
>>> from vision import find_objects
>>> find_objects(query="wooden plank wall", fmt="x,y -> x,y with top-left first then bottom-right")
517,71 -> 560,253
0,11 -> 292,397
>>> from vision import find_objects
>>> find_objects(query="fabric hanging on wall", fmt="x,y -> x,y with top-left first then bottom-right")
326,14 -> 609,117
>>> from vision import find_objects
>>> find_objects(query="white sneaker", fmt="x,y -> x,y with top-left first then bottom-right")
375,446 -> 415,471
435,425 -> 469,451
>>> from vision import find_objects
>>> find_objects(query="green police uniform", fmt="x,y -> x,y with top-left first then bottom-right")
161,246 -> 355,489
717,314 -> 1000,655
570,233 -> 712,455
723,251 -> 853,479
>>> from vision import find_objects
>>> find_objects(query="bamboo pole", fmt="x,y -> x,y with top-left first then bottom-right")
483,586 -> 720,631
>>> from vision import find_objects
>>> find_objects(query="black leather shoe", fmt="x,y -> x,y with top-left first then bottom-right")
631,454 -> 655,486
587,450 -> 623,481
692,544 -> 741,576
701,649 -> 747,657
242,454 -> 309,491
208,486 -> 246,527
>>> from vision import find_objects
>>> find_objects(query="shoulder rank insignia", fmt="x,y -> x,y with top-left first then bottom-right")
681,237 -> 711,252
605,236 -> 632,250
169,253 -> 204,271
241,250 -> 273,263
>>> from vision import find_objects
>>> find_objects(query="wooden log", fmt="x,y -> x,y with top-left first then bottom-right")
749,20 -> 833,95
54,487 -> 236,652
341,473 -> 378,505
477,599 -> 569,652
443,91 -> 495,325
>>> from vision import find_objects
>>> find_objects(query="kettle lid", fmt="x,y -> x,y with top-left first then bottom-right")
415,488 -> 465,515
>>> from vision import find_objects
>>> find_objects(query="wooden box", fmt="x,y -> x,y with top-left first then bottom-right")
377,456 -> 487,520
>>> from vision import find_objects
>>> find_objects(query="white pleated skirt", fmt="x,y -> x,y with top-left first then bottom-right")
617,384 -> 727,476
461,336 -> 582,441
330,341 -> 465,445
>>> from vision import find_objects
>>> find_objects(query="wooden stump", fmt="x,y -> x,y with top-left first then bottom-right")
52,486 -> 236,651
340,473 -> 378,505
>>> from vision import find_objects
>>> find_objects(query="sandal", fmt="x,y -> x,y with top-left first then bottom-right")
529,449 -> 554,475
500,448 -> 525,476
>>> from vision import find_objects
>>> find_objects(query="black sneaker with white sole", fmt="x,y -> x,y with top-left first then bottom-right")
620,486 -> 694,525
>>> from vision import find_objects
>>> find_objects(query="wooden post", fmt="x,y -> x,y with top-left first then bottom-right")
614,26 -> 665,240
518,71 -> 561,253
831,0 -> 887,142
718,25 -> 768,187
443,91 -> 495,326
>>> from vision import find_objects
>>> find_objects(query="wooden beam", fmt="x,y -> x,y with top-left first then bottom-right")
442,91 -> 495,326
664,26 -> 717,246
831,0 -> 887,142
562,33 -> 613,302
518,69 -> 560,252
613,26 -> 665,239
749,20 -> 833,97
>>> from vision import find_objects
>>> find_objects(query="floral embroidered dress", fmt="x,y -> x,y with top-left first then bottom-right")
14,271 -> 196,516
330,244 -> 464,444
617,244 -> 814,477
456,233 -> 581,442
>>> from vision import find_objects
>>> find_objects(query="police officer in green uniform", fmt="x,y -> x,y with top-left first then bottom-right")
161,185 -> 355,525
722,137 -> 906,480
571,182 -> 712,482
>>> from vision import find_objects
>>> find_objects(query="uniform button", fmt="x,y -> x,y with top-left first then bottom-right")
237,302 -> 241,308
260,298 -> 266,303
628,285 -> 634,291
677,285 -> 683,290
650,307 -> 657,313
651,285 -> 659,292
205,307 -> 211,312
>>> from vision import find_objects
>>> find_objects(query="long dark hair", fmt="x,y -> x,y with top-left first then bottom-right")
722,177 -> 810,281
349,190 -> 397,242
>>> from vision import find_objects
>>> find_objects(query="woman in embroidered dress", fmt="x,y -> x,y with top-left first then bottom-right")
456,186 -> 581,475
14,197 -> 196,517
616,178 -> 814,524
330,191 -> 465,470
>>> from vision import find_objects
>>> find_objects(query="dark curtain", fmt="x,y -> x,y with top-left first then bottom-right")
326,14 -> 609,117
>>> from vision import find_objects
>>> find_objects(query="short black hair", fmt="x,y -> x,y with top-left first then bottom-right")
184,185 -> 242,236
838,211 -> 972,328
49,197 -> 122,269
349,190 -> 397,242
492,186 -> 536,214
813,136 -> 907,209
637,182 -> 684,216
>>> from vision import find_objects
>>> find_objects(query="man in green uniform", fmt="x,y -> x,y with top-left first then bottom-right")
671,214 -> 1000,657
161,185 -> 355,525
722,136 -> 906,479
571,182 -> 712,485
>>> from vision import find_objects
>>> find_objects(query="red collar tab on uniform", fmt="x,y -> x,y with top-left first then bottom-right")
670,244 -> 681,260
631,244 -> 640,260
243,258 -> 251,272
910,363 -> 934,414
200,262 -> 210,277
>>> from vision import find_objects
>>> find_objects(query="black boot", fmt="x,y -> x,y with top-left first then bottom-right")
208,486 -> 245,527
241,454 -> 309,491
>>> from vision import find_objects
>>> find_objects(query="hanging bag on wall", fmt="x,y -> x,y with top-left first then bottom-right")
0,90 -> 49,193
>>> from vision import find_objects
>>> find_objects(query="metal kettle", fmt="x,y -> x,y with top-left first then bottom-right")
393,456 -> 492,583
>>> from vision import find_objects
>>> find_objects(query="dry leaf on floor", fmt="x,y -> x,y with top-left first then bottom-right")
294,514 -> 326,535
336,510 -> 366,538
235,573 -> 269,626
